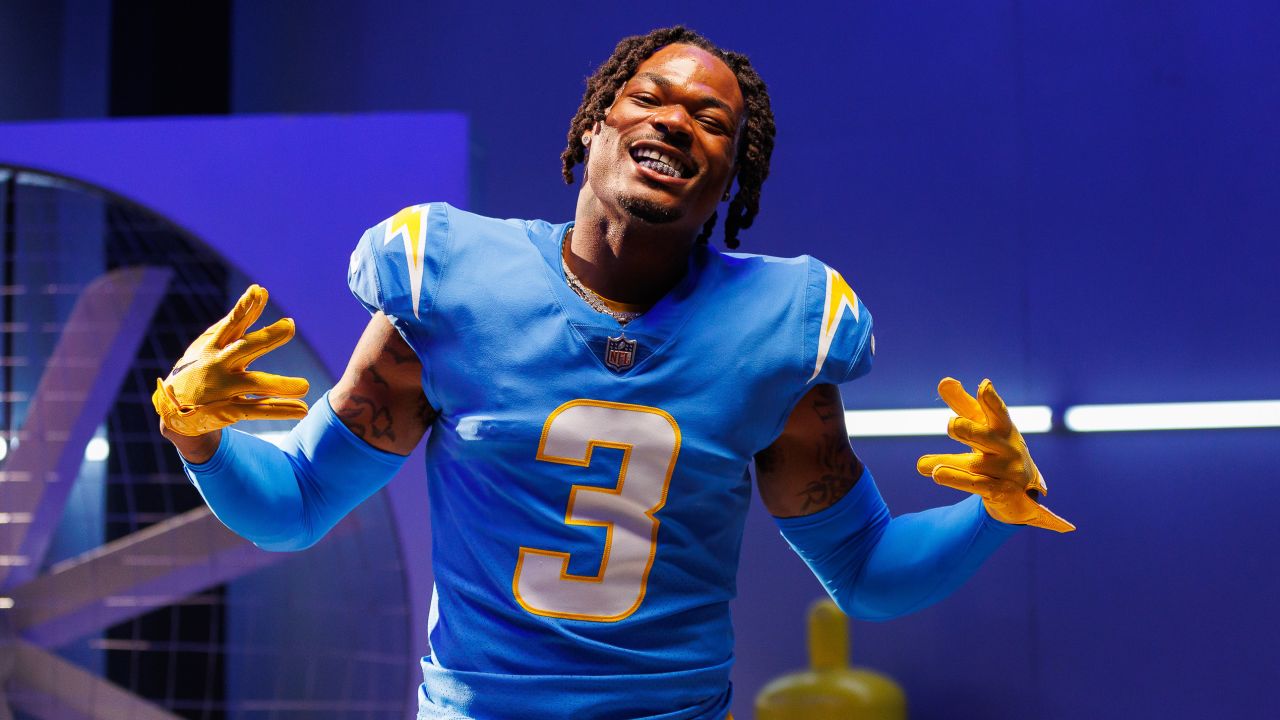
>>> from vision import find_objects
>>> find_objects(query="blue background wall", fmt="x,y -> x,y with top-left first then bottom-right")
3,1 -> 1277,717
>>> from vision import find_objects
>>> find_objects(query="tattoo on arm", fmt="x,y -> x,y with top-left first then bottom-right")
796,385 -> 864,513
798,433 -> 861,512
335,394 -> 396,442
333,383 -> 396,443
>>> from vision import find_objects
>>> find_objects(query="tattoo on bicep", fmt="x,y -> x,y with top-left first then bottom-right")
797,430 -> 864,513
334,390 -> 396,442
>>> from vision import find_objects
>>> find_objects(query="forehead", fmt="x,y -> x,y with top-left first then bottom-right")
628,43 -> 744,115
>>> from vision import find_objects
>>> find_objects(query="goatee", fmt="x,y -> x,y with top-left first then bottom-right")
619,195 -> 682,224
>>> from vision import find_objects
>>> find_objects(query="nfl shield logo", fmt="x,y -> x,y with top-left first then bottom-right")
604,335 -> 637,372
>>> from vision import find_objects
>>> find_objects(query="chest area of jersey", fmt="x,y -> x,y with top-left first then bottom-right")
421,248 -> 798,624
427,257 -> 796,453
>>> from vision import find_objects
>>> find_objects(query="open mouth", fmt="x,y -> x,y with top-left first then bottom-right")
630,146 -> 693,179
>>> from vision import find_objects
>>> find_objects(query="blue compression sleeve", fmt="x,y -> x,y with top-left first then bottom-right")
775,467 -> 1021,621
182,391 -> 408,551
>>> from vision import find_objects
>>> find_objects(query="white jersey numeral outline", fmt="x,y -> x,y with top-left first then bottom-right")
513,400 -> 681,622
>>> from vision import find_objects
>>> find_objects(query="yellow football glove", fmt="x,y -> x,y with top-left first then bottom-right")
917,377 -> 1075,533
152,284 -> 310,437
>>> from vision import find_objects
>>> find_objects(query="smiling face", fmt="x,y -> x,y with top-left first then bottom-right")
581,43 -> 745,234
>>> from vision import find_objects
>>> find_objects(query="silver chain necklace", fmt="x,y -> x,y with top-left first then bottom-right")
561,227 -> 644,325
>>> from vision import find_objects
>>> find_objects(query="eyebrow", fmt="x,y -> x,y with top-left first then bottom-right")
633,72 -> 736,115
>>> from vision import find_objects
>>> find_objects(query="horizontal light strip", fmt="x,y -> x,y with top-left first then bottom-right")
846,401 -> 1280,436
846,406 -> 1053,438
1064,400 -> 1280,432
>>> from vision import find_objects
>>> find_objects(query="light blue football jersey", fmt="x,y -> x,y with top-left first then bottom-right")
347,203 -> 874,720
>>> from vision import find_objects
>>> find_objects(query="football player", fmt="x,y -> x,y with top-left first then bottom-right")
155,26 -> 1072,720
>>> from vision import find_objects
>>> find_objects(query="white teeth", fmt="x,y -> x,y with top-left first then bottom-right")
639,159 -> 678,177
631,147 -> 686,177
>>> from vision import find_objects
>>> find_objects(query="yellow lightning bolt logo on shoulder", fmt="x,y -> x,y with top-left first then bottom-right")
384,204 -> 431,318
809,265 -> 860,382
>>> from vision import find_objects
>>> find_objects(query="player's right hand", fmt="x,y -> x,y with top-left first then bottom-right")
152,284 -> 310,437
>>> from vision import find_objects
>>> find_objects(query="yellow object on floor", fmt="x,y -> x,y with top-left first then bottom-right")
755,599 -> 907,719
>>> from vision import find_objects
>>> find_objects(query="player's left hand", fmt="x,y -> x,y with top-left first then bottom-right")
916,377 -> 1075,533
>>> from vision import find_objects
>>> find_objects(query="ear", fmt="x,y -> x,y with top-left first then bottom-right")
583,120 -> 603,150
722,170 -> 737,202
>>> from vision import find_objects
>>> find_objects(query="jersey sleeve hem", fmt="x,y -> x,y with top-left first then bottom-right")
836,311 -> 874,385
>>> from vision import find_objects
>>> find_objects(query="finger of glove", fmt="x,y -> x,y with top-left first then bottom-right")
917,452 -> 963,477
947,416 -> 1008,454
977,379 -> 1014,432
225,318 -> 295,368
918,452 -> 1006,479
228,396 -> 309,421
930,465 -> 994,498
227,371 -> 310,399
938,377 -> 985,423
214,285 -> 269,348
152,377 -> 177,416
1028,469 -> 1049,497
1028,503 -> 1076,533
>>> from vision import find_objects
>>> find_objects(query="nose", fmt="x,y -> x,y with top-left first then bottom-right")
651,104 -> 693,145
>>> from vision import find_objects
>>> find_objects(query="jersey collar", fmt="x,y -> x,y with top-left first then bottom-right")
532,221 -> 713,375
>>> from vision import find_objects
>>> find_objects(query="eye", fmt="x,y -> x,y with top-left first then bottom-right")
631,93 -> 659,106
697,116 -> 728,134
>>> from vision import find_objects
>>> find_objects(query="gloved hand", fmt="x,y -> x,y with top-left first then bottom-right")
152,285 -> 310,437
917,377 -> 1075,533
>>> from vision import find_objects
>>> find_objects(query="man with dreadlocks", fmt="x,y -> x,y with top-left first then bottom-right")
155,26 -> 1073,720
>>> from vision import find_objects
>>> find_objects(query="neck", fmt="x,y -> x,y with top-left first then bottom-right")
568,195 -> 697,306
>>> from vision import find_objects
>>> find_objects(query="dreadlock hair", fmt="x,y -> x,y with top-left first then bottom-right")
560,26 -> 776,249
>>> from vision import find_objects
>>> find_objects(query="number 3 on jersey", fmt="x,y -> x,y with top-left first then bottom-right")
513,400 -> 681,622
